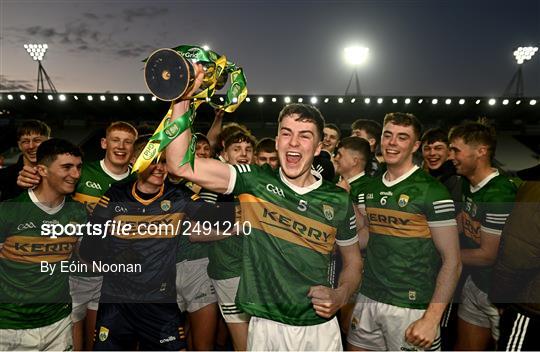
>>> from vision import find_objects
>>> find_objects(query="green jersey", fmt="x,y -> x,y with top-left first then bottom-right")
0,190 -> 87,329
457,170 -> 517,293
348,172 -> 372,207
230,164 -> 357,326
360,166 -> 457,309
73,160 -> 133,214
72,160 -> 133,276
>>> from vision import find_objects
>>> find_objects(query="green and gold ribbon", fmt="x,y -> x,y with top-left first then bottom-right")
133,45 -> 247,173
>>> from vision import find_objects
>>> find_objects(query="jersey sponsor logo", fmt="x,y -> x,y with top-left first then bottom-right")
16,222 -> 37,231
99,326 -> 109,342
85,180 -> 102,190
0,235 -> 78,263
380,191 -> 393,196
398,194 -> 409,207
266,183 -> 285,198
323,204 -> 334,220
366,208 -> 430,238
161,200 -> 171,211
238,194 -> 336,254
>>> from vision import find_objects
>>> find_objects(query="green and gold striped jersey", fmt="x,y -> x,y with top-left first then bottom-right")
360,166 -> 457,309
228,164 -> 357,326
0,190 -> 87,329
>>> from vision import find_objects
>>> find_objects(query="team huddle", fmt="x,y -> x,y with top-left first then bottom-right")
0,81 -> 535,351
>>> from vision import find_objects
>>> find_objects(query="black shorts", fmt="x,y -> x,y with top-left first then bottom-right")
93,301 -> 186,351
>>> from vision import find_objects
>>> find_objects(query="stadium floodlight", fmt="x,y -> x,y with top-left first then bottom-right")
324,98 -> 329,103
432,98 -> 438,105
418,98 -> 424,104
24,43 -> 57,93
350,98 -> 356,103
513,46 -> 538,64
344,46 -> 369,96
445,99 -> 452,105
297,97 -> 303,103
516,100 -> 521,105
7,94 -> 13,100
47,94 -> 53,101
475,99 -> 481,105
202,44 -> 210,51
377,98 -> 383,104
488,98 -> 496,106
364,98 -> 371,104
392,98 -> 398,104
502,99 -> 509,105
19,94 -> 26,100
232,97 -> 238,103
59,94 -> 66,101
87,95 -> 93,101
504,46 -> 539,97
338,97 -> 344,103
272,97 -> 277,102
33,95 -> 38,100
73,95 -> 78,100
139,95 -> 145,102
284,96 -> 291,103
245,97 -> 250,102
113,95 -> 119,101
100,95 -> 106,101
404,98 -> 411,104
530,99 -> 537,106
257,97 -> 264,103
459,99 -> 465,105
151,96 -> 157,101
311,97 -> 318,104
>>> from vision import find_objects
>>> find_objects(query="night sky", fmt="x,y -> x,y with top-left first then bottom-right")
1,0 -> 539,96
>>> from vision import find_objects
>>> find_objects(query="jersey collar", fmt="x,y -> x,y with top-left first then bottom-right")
100,159 -> 130,181
279,168 -> 322,195
470,169 -> 499,193
28,189 -> 65,215
382,165 -> 419,187
348,171 -> 366,183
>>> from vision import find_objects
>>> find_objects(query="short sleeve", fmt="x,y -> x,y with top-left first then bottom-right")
336,197 -> 358,246
424,182 -> 458,228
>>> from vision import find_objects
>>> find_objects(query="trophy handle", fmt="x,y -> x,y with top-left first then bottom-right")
144,48 -> 195,101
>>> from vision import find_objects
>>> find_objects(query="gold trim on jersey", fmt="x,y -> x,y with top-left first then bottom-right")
0,235 -> 78,263
110,213 -> 185,239
457,211 -> 481,244
131,183 -> 165,205
366,208 -> 431,238
238,193 -> 336,254
73,192 -> 102,212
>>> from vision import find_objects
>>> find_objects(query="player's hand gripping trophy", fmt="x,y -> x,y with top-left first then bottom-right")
133,45 -> 247,173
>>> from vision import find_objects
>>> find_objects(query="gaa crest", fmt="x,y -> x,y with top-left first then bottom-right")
323,204 -> 334,220
398,194 -> 409,207
99,326 -> 109,342
161,200 -> 171,211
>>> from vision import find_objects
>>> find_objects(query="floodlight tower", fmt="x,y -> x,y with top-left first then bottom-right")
24,43 -> 57,93
344,46 -> 369,96
503,46 -> 538,97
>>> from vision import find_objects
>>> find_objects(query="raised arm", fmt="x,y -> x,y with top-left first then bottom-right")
165,70 -> 232,194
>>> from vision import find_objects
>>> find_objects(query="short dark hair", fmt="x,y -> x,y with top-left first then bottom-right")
36,138 -> 82,166
133,134 -> 153,159
17,120 -> 51,140
338,136 -> 372,165
255,138 -> 276,155
421,128 -> 449,146
324,123 -> 341,139
350,119 -> 381,141
383,112 -> 422,141
195,133 -> 210,146
224,131 -> 256,149
216,123 -> 250,154
278,104 -> 325,141
448,118 -> 497,159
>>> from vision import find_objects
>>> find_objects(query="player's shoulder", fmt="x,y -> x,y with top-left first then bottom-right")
318,179 -> 351,202
81,159 -> 101,174
484,174 -> 518,200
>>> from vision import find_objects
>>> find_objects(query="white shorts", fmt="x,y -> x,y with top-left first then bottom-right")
69,275 -> 102,322
347,293 -> 441,351
0,315 -> 72,351
176,258 -> 218,313
248,316 -> 342,351
457,275 -> 500,340
212,276 -> 250,323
